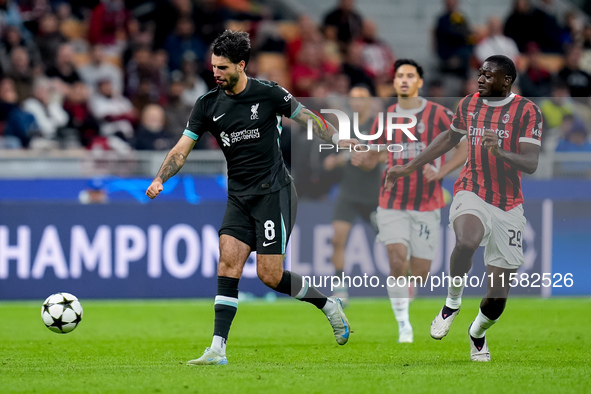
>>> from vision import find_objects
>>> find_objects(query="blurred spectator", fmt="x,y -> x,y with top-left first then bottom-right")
342,41 -> 375,95
474,16 -> 519,66
0,25 -> 42,74
519,42 -> 552,97
253,19 -> 286,53
434,0 -> 474,78
89,79 -> 136,145
540,82 -> 576,130
134,104 -> 173,150
504,0 -> 561,53
88,0 -> 130,49
557,44 -> 591,99
45,43 -> 82,96
359,19 -> 395,84
193,0 -> 228,44
5,46 -> 37,102
535,0 -> 564,52
322,0 -> 363,46
79,177 -> 109,204
149,1 -> 181,50
164,78 -> 191,135
560,11 -> 582,47
580,24 -> 591,75
555,117 -> 591,152
79,44 -> 124,94
503,0 -> 535,52
328,73 -> 351,97
56,2 -> 86,42
128,48 -> 168,112
34,13 -> 67,69
175,54 -> 208,107
0,0 -> 31,41
291,41 -> 338,97
164,16 -> 207,72
583,24 -> 591,49
62,82 -> 99,148
22,77 -> 69,147
286,15 -> 324,66
0,77 -> 38,148
16,0 -> 51,33
125,45 -> 167,107
121,18 -> 154,66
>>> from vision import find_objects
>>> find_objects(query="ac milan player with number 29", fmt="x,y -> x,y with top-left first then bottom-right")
385,55 -> 543,361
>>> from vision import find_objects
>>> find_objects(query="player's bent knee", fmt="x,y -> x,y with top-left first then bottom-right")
454,237 -> 480,254
389,259 -> 407,277
218,259 -> 242,277
257,270 -> 281,288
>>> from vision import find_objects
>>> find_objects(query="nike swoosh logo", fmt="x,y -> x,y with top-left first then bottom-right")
262,241 -> 277,247
213,113 -> 225,121
207,358 -> 214,362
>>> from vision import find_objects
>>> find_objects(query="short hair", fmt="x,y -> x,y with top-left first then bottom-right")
394,59 -> 424,78
484,55 -> 517,84
211,30 -> 251,66
350,83 -> 372,93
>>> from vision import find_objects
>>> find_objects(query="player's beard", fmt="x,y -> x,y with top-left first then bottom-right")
222,70 -> 241,92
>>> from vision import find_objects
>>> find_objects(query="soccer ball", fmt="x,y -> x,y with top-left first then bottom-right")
41,292 -> 83,334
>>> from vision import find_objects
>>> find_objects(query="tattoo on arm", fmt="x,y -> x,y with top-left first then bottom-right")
292,108 -> 337,143
156,152 -> 186,183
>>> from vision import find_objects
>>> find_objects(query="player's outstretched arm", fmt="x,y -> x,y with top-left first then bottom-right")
292,107 -> 358,147
423,137 -> 469,182
385,129 -> 462,190
146,135 -> 196,199
482,130 -> 540,174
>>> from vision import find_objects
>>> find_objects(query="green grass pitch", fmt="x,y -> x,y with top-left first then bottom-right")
1,297 -> 590,393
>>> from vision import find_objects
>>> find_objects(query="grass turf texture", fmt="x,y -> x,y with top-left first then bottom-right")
1,298 -> 590,394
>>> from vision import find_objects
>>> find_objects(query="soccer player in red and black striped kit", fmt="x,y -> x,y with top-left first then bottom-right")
385,55 -> 543,361
353,59 -> 468,343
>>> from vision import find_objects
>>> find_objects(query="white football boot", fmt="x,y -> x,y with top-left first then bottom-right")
323,297 -> 351,345
187,347 -> 228,366
398,321 -> 414,343
430,306 -> 460,339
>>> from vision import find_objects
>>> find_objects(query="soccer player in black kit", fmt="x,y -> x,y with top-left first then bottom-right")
146,30 -> 356,365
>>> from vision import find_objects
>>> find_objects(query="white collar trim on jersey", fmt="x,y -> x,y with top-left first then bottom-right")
482,92 -> 516,107
394,97 -> 427,114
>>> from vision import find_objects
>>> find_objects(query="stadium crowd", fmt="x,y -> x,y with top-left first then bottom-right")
0,0 -> 589,162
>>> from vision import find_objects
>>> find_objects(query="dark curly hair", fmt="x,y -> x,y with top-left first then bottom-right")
211,30 -> 251,66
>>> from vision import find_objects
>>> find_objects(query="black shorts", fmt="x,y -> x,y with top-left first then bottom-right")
219,182 -> 297,255
333,197 -> 376,225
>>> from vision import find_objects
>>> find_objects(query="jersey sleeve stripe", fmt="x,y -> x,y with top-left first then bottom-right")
450,124 -> 467,134
519,137 -> 542,146
289,102 -> 303,119
183,129 -> 200,141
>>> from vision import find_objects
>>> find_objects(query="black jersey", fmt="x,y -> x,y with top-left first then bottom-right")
184,78 -> 302,196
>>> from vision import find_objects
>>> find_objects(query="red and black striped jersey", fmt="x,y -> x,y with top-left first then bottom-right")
450,92 -> 543,211
375,98 -> 453,211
